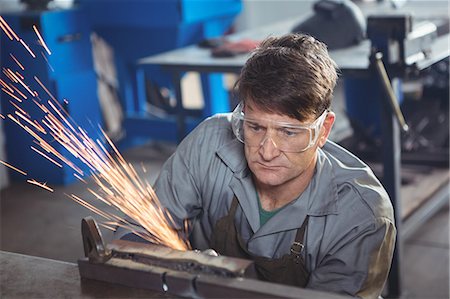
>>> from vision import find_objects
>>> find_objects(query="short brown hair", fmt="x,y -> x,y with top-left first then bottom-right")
235,33 -> 338,121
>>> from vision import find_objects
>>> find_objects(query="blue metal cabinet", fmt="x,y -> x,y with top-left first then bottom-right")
0,9 -> 102,185
79,0 -> 242,147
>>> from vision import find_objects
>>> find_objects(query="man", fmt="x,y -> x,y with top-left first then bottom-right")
125,33 -> 396,298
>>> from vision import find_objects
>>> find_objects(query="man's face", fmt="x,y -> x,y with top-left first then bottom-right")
243,102 -> 328,189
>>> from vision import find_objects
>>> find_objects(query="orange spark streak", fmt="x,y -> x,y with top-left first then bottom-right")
15,71 -> 24,80
10,53 -> 25,70
30,146 -> 62,167
33,99 -> 48,113
68,194 -> 113,220
26,179 -> 53,192
0,114 -> 4,119
0,16 -> 17,40
7,69 -> 34,96
9,101 -> 29,117
6,68 -> 20,82
2,88 -> 22,102
33,25 -> 52,55
88,188 -> 112,207
0,21 -> 13,40
98,223 -> 117,232
48,101 -> 73,129
15,111 -> 45,133
19,39 -> 36,58
3,69 -> 17,83
0,79 -> 14,93
10,84 -> 27,99
73,173 -> 87,183
34,76 -> 57,102
0,160 -> 27,176
33,120 -> 46,133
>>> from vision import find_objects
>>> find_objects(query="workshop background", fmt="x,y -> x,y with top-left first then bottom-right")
0,0 -> 448,298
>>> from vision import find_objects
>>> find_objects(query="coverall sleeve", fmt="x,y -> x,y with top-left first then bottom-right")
307,217 -> 396,299
152,127 -> 207,229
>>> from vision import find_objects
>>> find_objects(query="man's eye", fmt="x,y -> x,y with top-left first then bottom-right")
245,121 -> 264,131
248,124 -> 263,132
280,128 -> 298,137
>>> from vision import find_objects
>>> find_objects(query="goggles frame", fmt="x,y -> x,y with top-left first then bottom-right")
231,102 -> 328,152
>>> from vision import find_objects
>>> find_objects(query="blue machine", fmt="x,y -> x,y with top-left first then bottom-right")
78,0 -> 242,147
0,9 -> 102,184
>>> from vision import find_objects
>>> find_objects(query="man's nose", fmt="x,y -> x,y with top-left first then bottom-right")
258,135 -> 281,160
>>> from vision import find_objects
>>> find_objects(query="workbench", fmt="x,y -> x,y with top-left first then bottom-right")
0,251 -> 168,298
0,250 -> 350,298
133,2 -> 449,297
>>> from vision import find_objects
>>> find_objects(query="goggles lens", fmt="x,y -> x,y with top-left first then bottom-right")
231,102 -> 328,153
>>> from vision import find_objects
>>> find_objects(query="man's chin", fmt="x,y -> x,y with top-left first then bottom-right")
253,171 -> 286,187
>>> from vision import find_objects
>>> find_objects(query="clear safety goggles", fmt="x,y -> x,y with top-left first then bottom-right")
231,102 -> 328,153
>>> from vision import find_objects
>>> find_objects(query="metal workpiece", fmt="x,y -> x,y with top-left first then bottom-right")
78,216 -> 257,297
78,217 -> 350,298
108,240 -> 256,278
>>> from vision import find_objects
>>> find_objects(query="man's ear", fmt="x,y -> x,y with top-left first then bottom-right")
318,112 -> 335,148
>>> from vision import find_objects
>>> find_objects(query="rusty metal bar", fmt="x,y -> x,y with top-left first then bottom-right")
78,217 -> 350,298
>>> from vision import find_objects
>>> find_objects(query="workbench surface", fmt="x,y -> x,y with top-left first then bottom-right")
0,251 -> 168,298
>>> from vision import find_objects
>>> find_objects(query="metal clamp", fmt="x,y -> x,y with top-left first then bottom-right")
81,216 -> 112,264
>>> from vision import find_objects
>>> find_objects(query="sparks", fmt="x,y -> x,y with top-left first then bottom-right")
19,39 -> 36,58
3,68 -> 17,83
6,68 -> 34,96
0,160 -> 27,176
30,146 -> 62,167
0,16 -> 18,41
9,83 -> 27,99
26,179 -> 54,192
73,173 -> 87,183
15,71 -> 24,80
2,87 -> 22,102
33,25 -> 52,55
0,18 -> 192,251
0,21 -> 13,40
9,101 -> 28,118
0,79 -> 14,93
34,76 -> 57,102
10,53 -> 25,70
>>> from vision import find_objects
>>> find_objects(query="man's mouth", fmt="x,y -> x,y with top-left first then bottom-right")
257,162 -> 282,169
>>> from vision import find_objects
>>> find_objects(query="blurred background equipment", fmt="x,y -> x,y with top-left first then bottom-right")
77,0 -> 242,147
20,0 -> 52,10
292,0 -> 366,50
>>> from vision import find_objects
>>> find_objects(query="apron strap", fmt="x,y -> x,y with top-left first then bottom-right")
229,195 -> 239,215
290,216 -> 309,256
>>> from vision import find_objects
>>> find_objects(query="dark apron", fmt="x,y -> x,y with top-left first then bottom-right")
210,196 -> 310,287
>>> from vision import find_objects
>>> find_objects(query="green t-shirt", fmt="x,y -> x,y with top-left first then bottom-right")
257,193 -> 283,226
